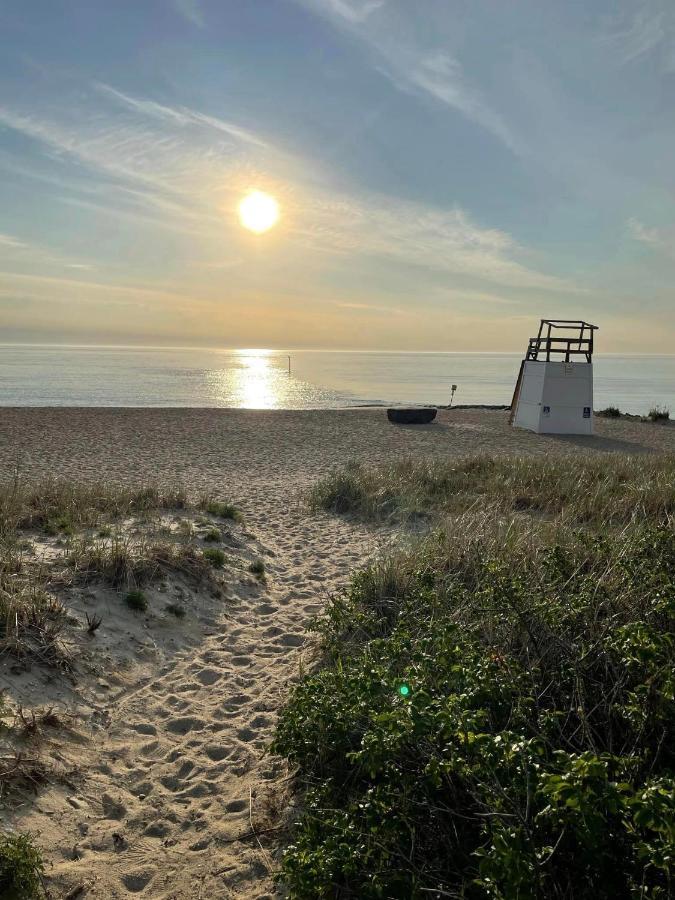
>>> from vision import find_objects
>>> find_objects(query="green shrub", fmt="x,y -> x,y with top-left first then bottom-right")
203,527 -> 221,543
124,589 -> 147,612
648,406 -> 670,422
597,405 -> 621,418
248,558 -> 265,578
0,832 -> 44,899
272,522 -> 675,899
203,548 -> 225,568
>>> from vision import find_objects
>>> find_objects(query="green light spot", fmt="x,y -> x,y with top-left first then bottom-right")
398,684 -> 410,697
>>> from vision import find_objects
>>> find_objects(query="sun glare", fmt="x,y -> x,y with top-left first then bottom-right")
238,190 -> 280,233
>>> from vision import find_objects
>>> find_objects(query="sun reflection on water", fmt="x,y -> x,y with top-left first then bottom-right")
206,349 -> 340,408
236,349 -> 280,408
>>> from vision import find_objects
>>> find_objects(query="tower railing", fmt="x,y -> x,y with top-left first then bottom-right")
525,319 -> 598,363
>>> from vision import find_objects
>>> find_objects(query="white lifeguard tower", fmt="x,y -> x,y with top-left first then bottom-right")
510,319 -> 598,435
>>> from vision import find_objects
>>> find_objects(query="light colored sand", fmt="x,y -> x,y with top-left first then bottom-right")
1,408 -> 673,898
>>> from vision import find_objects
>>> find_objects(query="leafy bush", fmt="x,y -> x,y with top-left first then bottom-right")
0,832 -> 44,899
272,521 -> 675,899
648,406 -> 670,422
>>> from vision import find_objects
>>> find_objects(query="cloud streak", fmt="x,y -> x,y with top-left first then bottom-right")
627,217 -> 675,256
96,84 -> 270,149
295,0 -> 519,152
0,233 -> 29,249
604,1 -> 675,69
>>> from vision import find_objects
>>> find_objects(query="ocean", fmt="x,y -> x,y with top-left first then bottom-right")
0,345 -> 673,416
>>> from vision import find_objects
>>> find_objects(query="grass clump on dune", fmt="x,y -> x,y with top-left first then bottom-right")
248,558 -> 265,579
597,405 -> 622,418
0,478 -> 187,540
309,454 -> 675,527
201,499 -> 241,522
124,589 -> 147,612
275,456 -> 675,899
648,406 -> 670,423
66,537 -> 213,589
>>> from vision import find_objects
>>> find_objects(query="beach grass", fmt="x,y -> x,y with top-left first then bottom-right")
308,454 -> 675,528
648,405 -> 671,422
0,478 -> 187,540
275,454 -> 675,899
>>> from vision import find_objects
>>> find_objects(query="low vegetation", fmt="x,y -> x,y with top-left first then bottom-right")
276,455 -> 675,899
0,477 -> 186,541
201,499 -> 241,522
309,454 -> 675,527
248,558 -> 266,579
66,535 -> 212,589
597,405 -> 622,418
648,406 -> 670,423
203,547 -> 226,567
165,602 -> 186,618
0,832 -> 44,899
124,589 -> 147,612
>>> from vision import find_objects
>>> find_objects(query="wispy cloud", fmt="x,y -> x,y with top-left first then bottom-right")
172,0 -> 204,28
0,233 -> 28,249
627,217 -> 674,255
96,84 -> 269,149
295,0 -> 519,152
335,300 -> 406,315
603,1 -> 675,69
300,199 -> 571,291
324,0 -> 386,24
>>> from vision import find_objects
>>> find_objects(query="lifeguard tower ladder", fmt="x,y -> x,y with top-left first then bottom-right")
510,319 -> 598,435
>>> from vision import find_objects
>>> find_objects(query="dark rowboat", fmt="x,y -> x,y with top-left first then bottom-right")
387,408 -> 437,425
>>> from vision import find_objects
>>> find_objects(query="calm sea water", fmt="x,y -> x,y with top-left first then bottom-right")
0,345 -> 673,416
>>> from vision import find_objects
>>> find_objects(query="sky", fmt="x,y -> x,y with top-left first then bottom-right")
0,0 -> 674,352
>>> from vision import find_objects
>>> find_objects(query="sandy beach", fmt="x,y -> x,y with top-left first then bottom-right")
1,407 -> 674,899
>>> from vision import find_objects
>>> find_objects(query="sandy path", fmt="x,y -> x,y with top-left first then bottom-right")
39,500 -> 375,898
1,408 -> 673,897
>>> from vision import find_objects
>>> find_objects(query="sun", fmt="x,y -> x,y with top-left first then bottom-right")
238,190 -> 280,233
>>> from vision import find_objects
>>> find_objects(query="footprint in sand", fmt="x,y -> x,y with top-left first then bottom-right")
279,633 -> 304,647
130,722 -> 157,736
203,743 -> 231,761
255,603 -> 277,615
121,868 -> 156,893
195,667 -> 221,685
230,655 -> 253,667
165,716 -> 205,735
